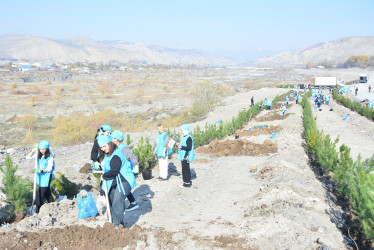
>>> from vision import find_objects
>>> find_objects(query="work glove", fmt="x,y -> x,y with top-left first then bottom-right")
133,165 -> 139,174
31,145 -> 38,153
34,169 -> 41,174
93,161 -> 101,170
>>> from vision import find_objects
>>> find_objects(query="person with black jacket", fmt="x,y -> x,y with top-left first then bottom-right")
97,134 -> 136,229
91,125 -> 112,169
176,124 -> 195,188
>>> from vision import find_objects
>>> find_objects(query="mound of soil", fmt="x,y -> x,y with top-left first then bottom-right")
255,113 -> 289,122
0,223 -> 148,249
196,138 -> 277,157
236,125 -> 283,137
0,223 -> 251,249
79,163 -> 92,174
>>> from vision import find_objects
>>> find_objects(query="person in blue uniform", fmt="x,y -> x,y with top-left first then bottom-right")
111,130 -> 139,211
176,124 -> 195,188
35,141 -> 55,213
91,125 -> 112,170
97,135 -> 136,229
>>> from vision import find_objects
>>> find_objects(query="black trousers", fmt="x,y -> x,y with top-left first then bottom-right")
181,160 -> 191,184
35,175 -> 54,213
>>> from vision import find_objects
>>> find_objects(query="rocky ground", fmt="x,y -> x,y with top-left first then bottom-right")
0,67 -> 373,249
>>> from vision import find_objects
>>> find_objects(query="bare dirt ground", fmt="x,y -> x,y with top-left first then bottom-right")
0,67 -> 373,249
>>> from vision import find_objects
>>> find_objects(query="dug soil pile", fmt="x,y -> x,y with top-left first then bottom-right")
255,112 -> 289,122
235,125 -> 283,137
196,138 -> 278,157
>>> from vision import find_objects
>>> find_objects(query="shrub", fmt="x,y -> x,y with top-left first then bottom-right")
193,80 -> 223,113
50,172 -> 79,198
130,136 -> 156,171
0,155 -> 32,214
333,89 -> 374,120
53,110 -> 131,146
301,91 -> 374,240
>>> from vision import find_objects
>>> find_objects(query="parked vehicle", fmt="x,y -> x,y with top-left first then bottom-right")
310,77 -> 337,89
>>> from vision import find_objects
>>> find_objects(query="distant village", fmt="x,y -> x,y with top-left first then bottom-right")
0,59 -> 206,73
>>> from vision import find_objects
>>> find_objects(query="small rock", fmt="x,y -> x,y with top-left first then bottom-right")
16,233 -> 23,238
318,226 -> 327,233
6,148 -> 16,155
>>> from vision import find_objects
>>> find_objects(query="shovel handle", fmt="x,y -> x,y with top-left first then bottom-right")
103,179 -> 112,223
92,170 -> 104,174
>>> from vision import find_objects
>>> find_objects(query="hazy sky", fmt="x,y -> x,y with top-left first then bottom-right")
1,0 -> 373,60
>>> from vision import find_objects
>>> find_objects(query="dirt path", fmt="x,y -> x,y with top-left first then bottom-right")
312,90 -> 374,161
0,89 -> 353,249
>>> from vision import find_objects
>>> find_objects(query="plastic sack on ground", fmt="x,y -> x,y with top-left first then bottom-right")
94,195 -> 107,215
56,195 -> 67,202
77,192 -> 98,219
344,114 -> 350,121
270,132 -> 278,138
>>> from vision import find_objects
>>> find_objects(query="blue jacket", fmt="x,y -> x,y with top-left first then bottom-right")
37,154 -> 55,187
177,134 -> 195,162
101,147 -> 136,193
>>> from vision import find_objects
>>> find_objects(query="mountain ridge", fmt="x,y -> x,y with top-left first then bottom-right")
254,36 -> 374,67
0,34 -> 242,66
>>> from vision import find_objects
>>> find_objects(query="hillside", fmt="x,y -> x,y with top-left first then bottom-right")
254,36 -> 374,67
0,34 -> 240,66
2,86 -> 374,248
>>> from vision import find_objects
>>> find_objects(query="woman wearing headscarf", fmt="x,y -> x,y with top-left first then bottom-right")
97,134 -> 136,229
34,140 -> 55,213
91,125 -> 112,169
176,124 -> 195,188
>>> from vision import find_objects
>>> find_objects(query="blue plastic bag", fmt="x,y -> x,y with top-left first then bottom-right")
77,192 -> 98,219
270,132 -> 278,138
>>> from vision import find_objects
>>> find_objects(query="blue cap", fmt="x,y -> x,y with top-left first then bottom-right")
97,135 -> 113,147
111,130 -> 124,141
181,124 -> 190,131
101,125 -> 112,132
38,141 -> 50,149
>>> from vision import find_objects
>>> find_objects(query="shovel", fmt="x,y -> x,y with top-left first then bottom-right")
31,149 -> 38,215
92,170 -> 112,223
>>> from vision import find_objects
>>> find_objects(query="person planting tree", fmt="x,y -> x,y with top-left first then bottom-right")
27,141 -> 55,214
91,125 -> 112,170
97,134 -> 136,229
